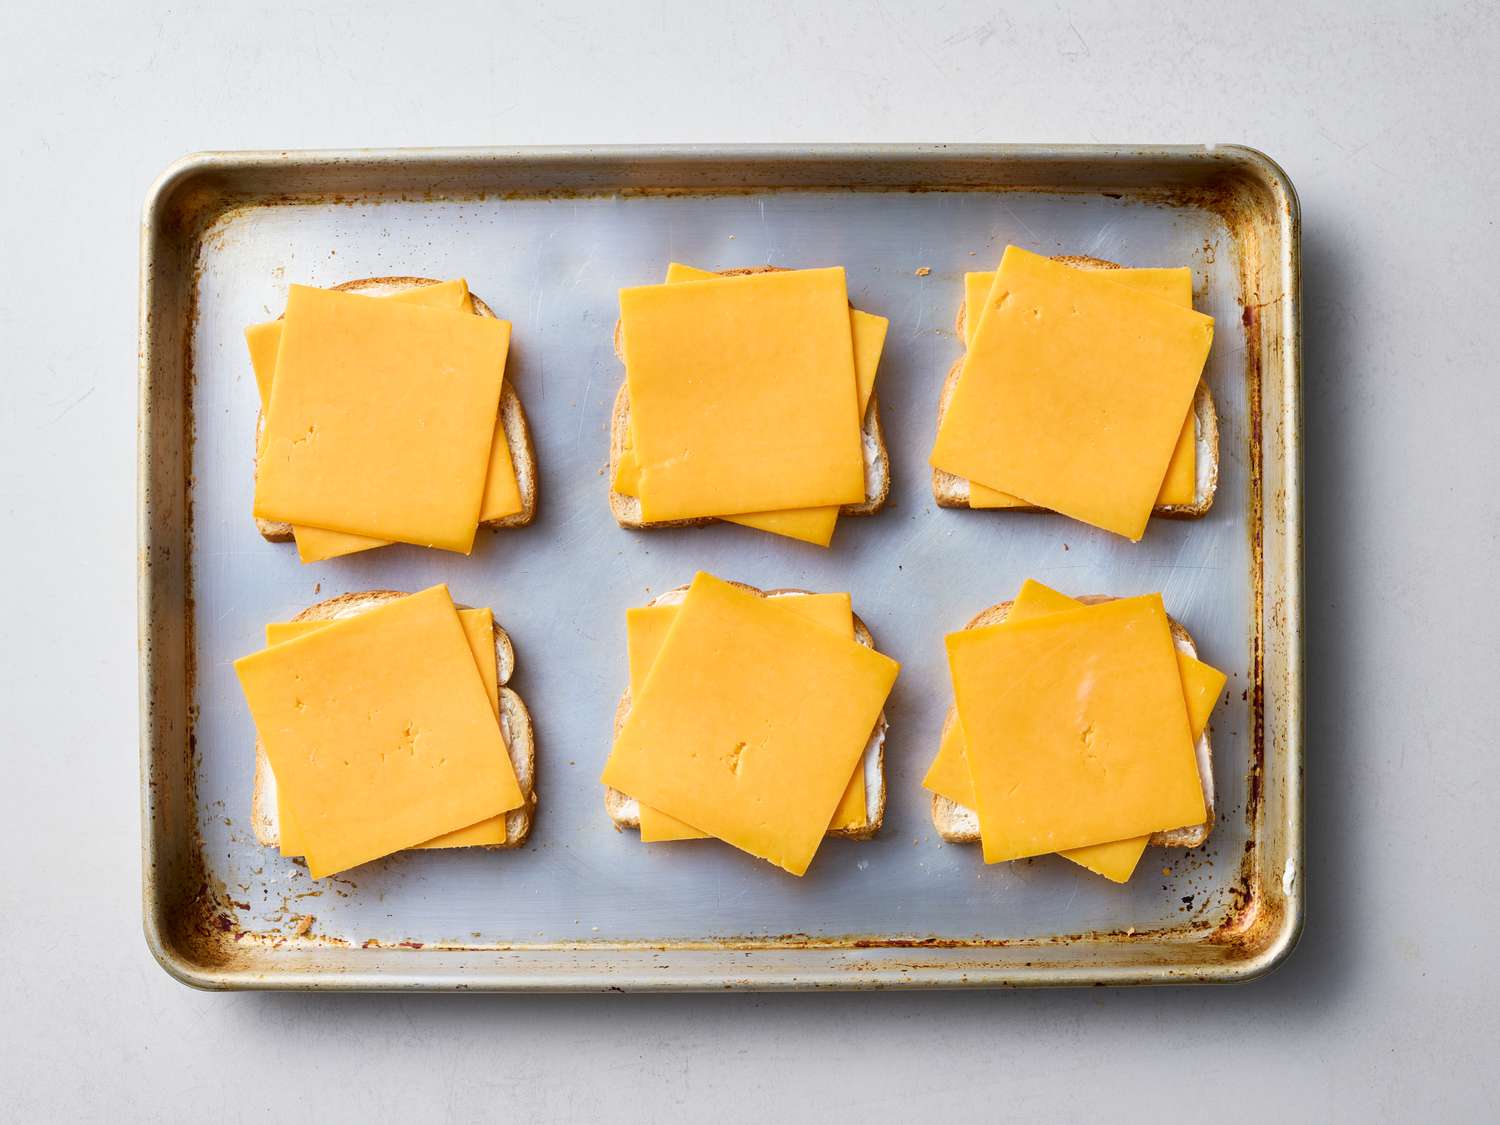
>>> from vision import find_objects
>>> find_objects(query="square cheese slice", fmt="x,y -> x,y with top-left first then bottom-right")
266,606 -> 509,854
612,298 -> 884,547
961,267 -> 1198,510
600,573 -> 898,875
930,247 -> 1213,539
619,267 -> 866,522
252,286 -> 510,553
627,592 -> 868,840
925,589 -> 1224,807
244,279 -> 522,563
924,581 -> 1223,882
945,593 -> 1206,864
650,263 -> 888,546
235,585 -> 524,877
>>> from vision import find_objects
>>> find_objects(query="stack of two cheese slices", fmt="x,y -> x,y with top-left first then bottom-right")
930,246 -> 1219,539
600,573 -> 900,876
237,586 -> 536,880
609,263 -> 890,547
924,580 -> 1227,884
245,277 -> 535,564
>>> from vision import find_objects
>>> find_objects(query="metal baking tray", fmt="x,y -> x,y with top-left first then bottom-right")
139,144 -> 1302,990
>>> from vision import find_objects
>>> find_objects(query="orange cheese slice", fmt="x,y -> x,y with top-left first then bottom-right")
245,280 -> 525,562
245,280 -> 517,563
960,268 -> 1198,510
600,573 -> 898,875
245,319 -> 285,408
944,593 -> 1206,865
627,592 -> 868,841
661,264 -> 888,546
619,268 -> 865,522
266,606 -> 509,854
612,265 -> 886,544
923,581 -> 1224,882
235,585 -> 524,877
931,246 -> 1213,539
250,285 -> 512,555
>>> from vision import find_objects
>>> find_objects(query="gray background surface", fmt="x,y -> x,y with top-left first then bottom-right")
2,1 -> 1494,1120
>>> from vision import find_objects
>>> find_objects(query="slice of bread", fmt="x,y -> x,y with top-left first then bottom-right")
603,582 -> 888,840
930,593 -> 1215,850
607,265 -> 889,530
254,276 -> 538,542
250,590 -> 538,851
931,254 -> 1219,518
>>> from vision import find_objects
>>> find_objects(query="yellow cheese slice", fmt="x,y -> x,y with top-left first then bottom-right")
246,281 -> 495,563
627,592 -> 868,840
477,409 -> 524,523
924,580 -> 1223,882
961,269 -> 1198,510
600,573 -> 898,875
924,599 -> 1223,806
266,606 -> 509,854
235,586 -> 524,877
246,283 -> 478,564
619,268 -> 865,522
622,263 -> 887,546
251,286 -> 511,554
247,281 -> 524,563
931,247 -> 1213,539
945,593 -> 1206,864
921,581 -> 1140,880
245,320 -> 283,408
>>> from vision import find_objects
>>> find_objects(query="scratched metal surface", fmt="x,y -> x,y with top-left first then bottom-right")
185,183 -> 1254,953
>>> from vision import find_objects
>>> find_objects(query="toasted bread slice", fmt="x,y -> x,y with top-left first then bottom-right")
254,276 -> 538,542
930,594 -> 1215,850
931,254 -> 1219,518
607,265 -> 889,531
603,582 -> 888,840
250,590 -> 538,851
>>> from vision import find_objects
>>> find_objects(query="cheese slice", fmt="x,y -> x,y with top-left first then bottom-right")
235,585 -> 524,877
925,602 -> 1223,808
251,286 -> 510,554
600,573 -> 898,875
961,268 -> 1198,510
266,606 -> 509,854
637,263 -> 888,546
628,592 -> 868,840
245,320 -> 284,408
245,281 -> 498,563
945,593 -> 1206,864
922,581 -> 1135,877
931,247 -> 1213,539
246,279 -> 525,562
923,581 -> 1223,882
619,268 -> 866,522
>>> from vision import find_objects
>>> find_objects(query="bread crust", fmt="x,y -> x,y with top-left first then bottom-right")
931,254 -> 1219,519
929,594 -> 1215,851
607,264 -> 889,532
253,276 -> 537,543
250,590 -> 537,853
603,581 -> 888,841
